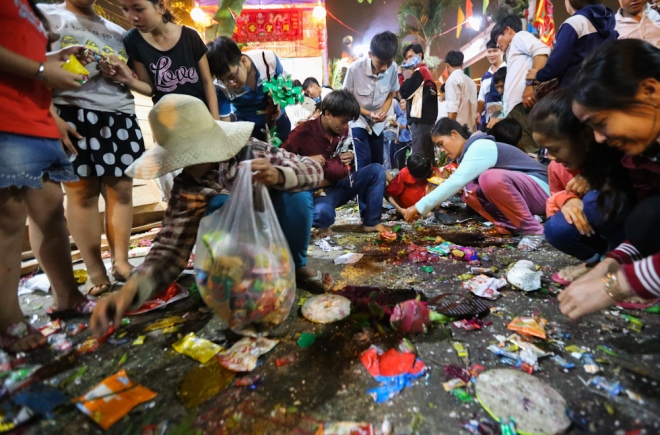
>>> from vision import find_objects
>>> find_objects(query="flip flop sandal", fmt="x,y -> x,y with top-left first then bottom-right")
517,235 -> 544,252
551,273 -> 571,286
84,279 -> 113,297
552,263 -> 594,286
616,298 -> 660,310
428,293 -> 490,319
0,321 -> 45,352
46,299 -> 97,320
297,270 -> 334,294
110,266 -> 133,283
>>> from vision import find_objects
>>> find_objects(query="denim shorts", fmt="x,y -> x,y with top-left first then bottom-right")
0,132 -> 78,189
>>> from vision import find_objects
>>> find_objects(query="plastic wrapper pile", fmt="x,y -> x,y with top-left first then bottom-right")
194,162 -> 296,337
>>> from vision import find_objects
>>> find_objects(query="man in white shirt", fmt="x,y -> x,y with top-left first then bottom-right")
490,15 -> 550,152
436,83 -> 449,122
616,0 -> 660,46
302,77 -> 333,103
477,40 -> 506,130
444,50 -> 478,132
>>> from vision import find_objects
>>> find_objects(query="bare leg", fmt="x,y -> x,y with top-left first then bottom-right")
0,187 -> 45,351
103,176 -> 133,278
62,178 -> 110,292
26,181 -> 85,310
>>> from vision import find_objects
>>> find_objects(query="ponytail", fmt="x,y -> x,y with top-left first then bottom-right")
432,117 -> 471,139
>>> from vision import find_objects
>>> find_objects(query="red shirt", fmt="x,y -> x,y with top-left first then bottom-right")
546,161 -> 580,217
0,0 -> 59,139
385,167 -> 431,208
282,116 -> 350,183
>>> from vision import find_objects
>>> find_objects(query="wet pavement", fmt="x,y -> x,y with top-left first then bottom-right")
10,204 -> 660,434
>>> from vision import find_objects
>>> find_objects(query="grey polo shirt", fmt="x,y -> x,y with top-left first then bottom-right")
344,56 -> 400,132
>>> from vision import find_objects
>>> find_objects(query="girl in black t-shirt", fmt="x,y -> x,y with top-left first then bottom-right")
102,0 -> 219,119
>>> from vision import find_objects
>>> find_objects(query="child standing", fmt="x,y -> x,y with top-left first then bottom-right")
39,0 -> 146,295
107,0 -> 218,118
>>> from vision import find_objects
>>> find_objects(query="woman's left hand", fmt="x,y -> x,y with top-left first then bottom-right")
403,205 -> 419,222
558,269 -> 633,320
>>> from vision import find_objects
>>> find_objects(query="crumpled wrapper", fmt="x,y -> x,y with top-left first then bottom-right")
506,260 -> 542,291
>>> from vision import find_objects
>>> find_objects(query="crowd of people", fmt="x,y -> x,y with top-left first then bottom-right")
1,0 -> 660,356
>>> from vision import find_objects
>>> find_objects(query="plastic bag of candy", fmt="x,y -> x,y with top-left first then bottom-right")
194,161 -> 295,337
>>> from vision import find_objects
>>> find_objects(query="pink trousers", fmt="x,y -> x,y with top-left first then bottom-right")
461,169 -> 548,235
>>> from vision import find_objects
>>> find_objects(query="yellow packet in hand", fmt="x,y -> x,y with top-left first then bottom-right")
61,54 -> 90,82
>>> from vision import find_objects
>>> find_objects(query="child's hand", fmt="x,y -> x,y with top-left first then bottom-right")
565,175 -> 590,196
48,45 -> 93,65
99,55 -> 133,84
404,205 -> 419,222
561,198 -> 593,237
339,152 -> 354,165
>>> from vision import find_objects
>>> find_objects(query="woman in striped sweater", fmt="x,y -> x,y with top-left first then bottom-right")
558,39 -> 660,319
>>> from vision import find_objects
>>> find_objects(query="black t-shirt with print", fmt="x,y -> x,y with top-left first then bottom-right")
124,26 -> 207,105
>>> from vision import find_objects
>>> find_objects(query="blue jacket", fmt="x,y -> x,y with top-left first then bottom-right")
536,5 -> 618,87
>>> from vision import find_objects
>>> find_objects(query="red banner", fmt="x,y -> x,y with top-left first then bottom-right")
232,8 -> 303,43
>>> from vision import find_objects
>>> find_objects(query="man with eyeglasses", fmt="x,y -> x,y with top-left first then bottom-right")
206,36 -> 292,143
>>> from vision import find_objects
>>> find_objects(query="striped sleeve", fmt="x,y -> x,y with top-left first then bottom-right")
606,241 -> 643,264
622,253 -> 660,299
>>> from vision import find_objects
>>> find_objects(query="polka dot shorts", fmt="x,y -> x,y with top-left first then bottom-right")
55,105 -> 145,178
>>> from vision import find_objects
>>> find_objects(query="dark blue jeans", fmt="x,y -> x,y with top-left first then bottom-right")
544,190 -> 627,261
352,127 -> 384,169
314,163 -> 386,229
206,190 -> 313,269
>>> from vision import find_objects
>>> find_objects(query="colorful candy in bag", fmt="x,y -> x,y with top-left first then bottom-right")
194,162 -> 296,337
76,370 -> 157,430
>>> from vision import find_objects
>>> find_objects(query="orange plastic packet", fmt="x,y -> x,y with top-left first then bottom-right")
75,369 -> 157,430
507,317 -> 548,340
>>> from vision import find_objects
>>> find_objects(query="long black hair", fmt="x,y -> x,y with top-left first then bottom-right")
432,118 -> 471,139
530,89 -> 634,226
574,39 -> 660,111
28,0 -> 57,46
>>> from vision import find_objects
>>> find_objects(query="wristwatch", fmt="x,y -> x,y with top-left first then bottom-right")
35,63 -> 46,81
525,78 -> 537,87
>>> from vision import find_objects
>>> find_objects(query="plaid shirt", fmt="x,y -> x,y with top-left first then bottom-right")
129,139 -> 323,310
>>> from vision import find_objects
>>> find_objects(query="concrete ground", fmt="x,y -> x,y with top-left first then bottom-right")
13,204 -> 660,434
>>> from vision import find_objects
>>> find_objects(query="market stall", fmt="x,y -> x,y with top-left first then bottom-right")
198,0 -> 328,83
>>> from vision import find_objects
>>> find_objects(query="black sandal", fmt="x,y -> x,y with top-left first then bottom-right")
427,293 -> 490,319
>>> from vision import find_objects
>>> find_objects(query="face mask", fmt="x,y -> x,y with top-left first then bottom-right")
402,55 -> 422,69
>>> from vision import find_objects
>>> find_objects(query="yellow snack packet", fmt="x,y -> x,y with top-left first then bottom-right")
172,332 -> 224,364
61,54 -> 90,77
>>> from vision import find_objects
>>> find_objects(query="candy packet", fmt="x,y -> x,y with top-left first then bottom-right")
194,162 -> 296,337
507,317 -> 548,340
216,336 -> 278,372
172,333 -> 224,364
75,370 -> 157,430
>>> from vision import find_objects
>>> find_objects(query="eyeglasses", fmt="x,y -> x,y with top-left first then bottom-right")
221,66 -> 240,85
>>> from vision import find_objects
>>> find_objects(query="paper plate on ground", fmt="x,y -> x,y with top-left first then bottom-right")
302,294 -> 351,323
475,369 -> 570,435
